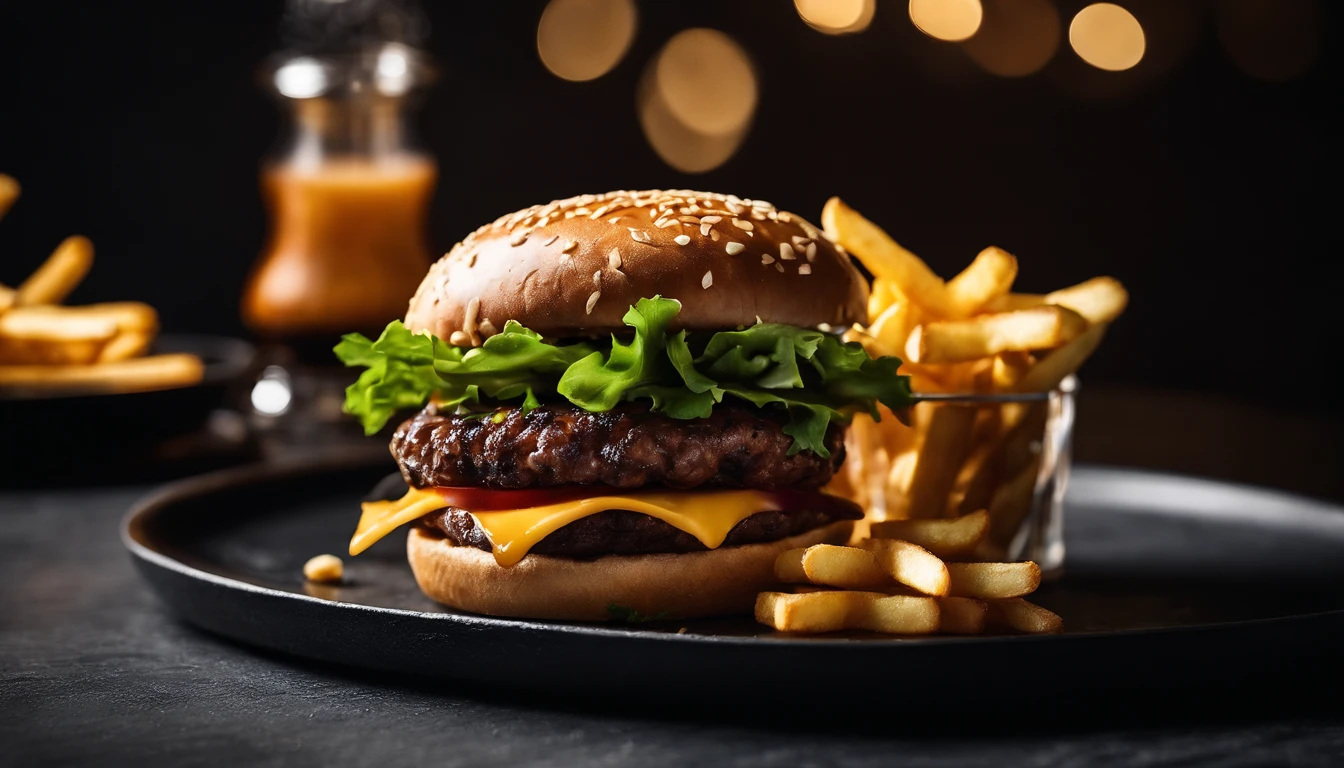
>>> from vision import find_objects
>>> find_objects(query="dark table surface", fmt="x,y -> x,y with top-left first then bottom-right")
3,386 -> 1344,767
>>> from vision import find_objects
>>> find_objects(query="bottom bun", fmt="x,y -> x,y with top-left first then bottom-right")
407,521 -> 854,621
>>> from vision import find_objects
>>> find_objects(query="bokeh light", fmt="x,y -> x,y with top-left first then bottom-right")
654,29 -> 758,137
909,0 -> 983,43
638,29 -> 757,174
960,0 -> 1061,77
1217,0 -> 1323,83
536,0 -> 637,82
1070,3 -> 1146,72
795,0 -> 875,35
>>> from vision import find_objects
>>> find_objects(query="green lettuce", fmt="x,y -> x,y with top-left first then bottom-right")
334,296 -> 912,456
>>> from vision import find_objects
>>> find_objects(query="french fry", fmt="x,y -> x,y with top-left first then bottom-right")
0,174 -> 18,220
991,351 -> 1032,390
774,547 -> 810,584
0,307 -> 118,365
0,353 -> 204,394
16,235 -> 94,306
903,402 -> 976,518
97,330 -> 156,363
1012,322 -> 1107,393
867,278 -> 902,322
988,456 -> 1042,548
945,246 -> 1018,317
905,306 -> 1088,364
57,301 -> 159,332
775,545 -> 890,590
868,509 -> 989,557
822,197 -> 959,318
1044,276 -> 1128,324
938,596 -> 989,634
946,562 -> 1041,600
883,449 -> 918,519
984,292 -> 1047,312
988,598 -> 1063,634
862,539 -> 950,596
755,590 -> 940,635
868,300 -> 917,360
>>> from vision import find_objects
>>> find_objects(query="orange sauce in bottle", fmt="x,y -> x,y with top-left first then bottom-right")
242,157 -> 436,337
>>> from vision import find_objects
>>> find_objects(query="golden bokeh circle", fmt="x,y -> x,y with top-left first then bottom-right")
536,0 -> 638,82
654,28 -> 758,137
1069,3 -> 1146,72
960,0 -> 1061,78
909,0 -> 983,43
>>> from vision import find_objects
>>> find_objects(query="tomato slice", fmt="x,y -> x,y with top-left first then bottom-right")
429,485 -> 863,518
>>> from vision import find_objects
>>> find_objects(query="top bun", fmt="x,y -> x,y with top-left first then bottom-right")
405,190 -> 869,342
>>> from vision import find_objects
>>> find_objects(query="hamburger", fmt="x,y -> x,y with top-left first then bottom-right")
336,189 -> 911,621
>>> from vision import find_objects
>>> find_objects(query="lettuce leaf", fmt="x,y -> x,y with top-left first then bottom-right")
557,298 -> 681,410
334,295 -> 912,455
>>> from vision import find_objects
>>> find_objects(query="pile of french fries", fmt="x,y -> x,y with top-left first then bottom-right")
821,197 -> 1128,555
756,510 -> 1061,635
0,174 -> 203,394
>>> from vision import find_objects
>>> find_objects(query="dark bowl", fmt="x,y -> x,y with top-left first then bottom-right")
0,334 -> 257,487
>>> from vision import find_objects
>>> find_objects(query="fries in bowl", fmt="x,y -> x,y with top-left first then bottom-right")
0,175 -> 204,395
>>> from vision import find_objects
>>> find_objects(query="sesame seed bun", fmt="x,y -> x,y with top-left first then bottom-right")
405,190 -> 869,341
406,520 -> 855,621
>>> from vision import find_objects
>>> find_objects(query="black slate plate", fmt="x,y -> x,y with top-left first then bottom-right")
0,334 -> 256,484
124,458 -> 1344,701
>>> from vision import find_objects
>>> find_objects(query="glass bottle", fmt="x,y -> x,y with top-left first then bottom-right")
242,41 -> 437,350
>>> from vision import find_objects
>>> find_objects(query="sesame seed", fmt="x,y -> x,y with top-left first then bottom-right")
630,230 -> 652,244
542,234 -> 560,247
710,229 -> 721,241
751,211 -> 766,221
608,249 -> 622,269
449,330 -> 471,346
479,319 -> 497,336
775,262 -> 785,273
467,252 -> 478,267
679,216 -> 701,224
762,254 -> 775,265
780,243 -> 796,260
674,234 -> 691,246
590,204 -> 612,219
806,242 -> 817,262
563,239 -> 578,253
798,264 -> 812,275
700,215 -> 722,224
726,201 -> 744,214
608,216 -> 626,225
574,207 -> 591,216
593,270 -> 602,285
700,223 -> 712,237
725,242 -> 744,255
732,218 -> 754,231
464,297 -> 480,332
509,229 -> 529,246
791,235 -> 809,247
702,270 -> 713,289
586,291 -> 600,314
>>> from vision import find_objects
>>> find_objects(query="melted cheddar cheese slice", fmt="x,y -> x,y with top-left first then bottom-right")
351,486 -> 778,566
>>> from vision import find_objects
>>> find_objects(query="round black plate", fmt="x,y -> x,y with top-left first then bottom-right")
0,334 -> 256,484
124,459 -> 1344,699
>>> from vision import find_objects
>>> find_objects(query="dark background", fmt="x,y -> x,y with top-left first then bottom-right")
2,0 -> 1337,416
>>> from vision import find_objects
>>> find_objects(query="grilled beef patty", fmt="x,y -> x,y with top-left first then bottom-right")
391,401 -> 845,491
